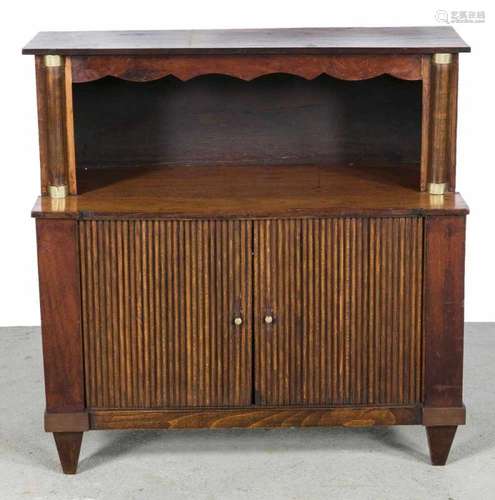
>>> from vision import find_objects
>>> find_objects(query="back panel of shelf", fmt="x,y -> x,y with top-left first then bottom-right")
72,73 -> 422,191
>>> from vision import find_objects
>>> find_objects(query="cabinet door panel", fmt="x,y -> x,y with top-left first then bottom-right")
254,217 -> 423,406
79,219 -> 252,409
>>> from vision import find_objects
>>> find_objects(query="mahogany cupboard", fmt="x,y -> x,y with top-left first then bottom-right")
23,27 -> 470,473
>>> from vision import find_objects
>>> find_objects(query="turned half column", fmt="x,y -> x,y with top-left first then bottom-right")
427,53 -> 458,195
35,55 -> 73,198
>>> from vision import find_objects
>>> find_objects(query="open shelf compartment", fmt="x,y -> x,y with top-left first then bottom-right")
33,63 -> 467,217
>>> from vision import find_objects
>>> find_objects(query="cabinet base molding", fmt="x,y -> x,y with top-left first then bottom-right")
422,406 -> 466,426
89,406 -> 421,430
45,405 -> 465,432
45,411 -> 90,432
45,405 -> 466,472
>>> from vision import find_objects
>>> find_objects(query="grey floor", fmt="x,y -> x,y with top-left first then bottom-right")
0,324 -> 494,500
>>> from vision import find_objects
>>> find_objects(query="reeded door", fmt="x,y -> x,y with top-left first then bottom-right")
79,216 -> 424,410
79,219 -> 253,409
253,217 -> 424,406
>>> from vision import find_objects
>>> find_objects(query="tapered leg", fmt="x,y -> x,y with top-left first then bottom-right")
53,432 -> 83,474
426,426 -> 457,465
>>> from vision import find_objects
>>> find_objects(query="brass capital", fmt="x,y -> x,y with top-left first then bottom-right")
44,55 -> 63,68
48,184 -> 68,198
432,53 -> 452,65
427,182 -> 448,195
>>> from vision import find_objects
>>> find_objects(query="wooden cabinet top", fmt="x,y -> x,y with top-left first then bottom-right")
23,26 -> 470,56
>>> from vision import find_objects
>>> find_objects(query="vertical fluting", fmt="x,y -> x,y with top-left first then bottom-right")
80,219 -> 252,409
80,217 -> 423,409
253,217 -> 424,406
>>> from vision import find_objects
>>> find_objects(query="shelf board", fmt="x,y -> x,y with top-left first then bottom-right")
32,164 -> 468,219
23,27 -> 470,56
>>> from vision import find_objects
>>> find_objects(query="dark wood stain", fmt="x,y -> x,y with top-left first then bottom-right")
423,216 -> 466,408
23,27 -> 470,55
53,432 -> 83,474
71,54 -> 422,82
80,220 -> 253,408
72,74 -> 422,171
32,164 -> 468,220
254,217 -> 423,406
36,219 -> 84,412
34,56 -> 77,195
24,27 -> 470,472
426,426 -> 458,466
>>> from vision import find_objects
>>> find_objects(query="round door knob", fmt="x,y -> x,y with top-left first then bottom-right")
234,317 -> 243,326
264,315 -> 274,324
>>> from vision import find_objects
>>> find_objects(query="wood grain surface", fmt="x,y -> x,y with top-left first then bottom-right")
71,55 -> 422,82
90,406 -> 421,429
423,216 -> 466,408
36,219 -> 84,412
72,74 -> 421,171
22,27 -> 470,55
254,217 -> 423,405
80,219 -> 253,408
35,56 -> 73,193
31,164 -> 469,219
